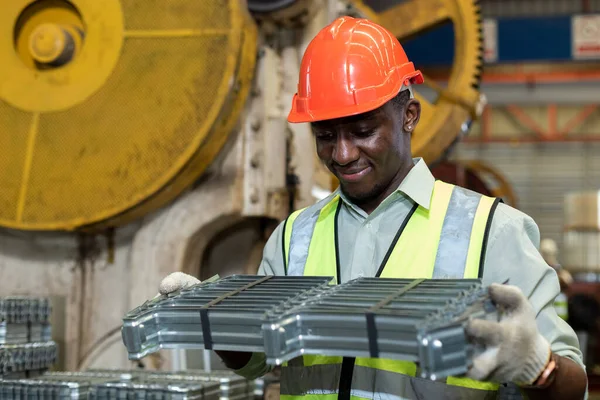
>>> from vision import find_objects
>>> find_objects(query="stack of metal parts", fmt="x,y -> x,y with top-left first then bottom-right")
0,296 -> 56,379
121,275 -> 499,380
121,275 -> 334,358
139,369 -> 255,400
0,369 -> 256,400
264,277 -> 496,380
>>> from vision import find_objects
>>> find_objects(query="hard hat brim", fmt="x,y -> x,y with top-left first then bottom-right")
287,94 -> 392,123
287,72 -> 424,124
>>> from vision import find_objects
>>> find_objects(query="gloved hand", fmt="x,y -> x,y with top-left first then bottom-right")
158,272 -> 201,295
465,283 -> 551,386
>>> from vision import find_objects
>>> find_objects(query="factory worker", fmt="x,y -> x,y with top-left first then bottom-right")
159,16 -> 587,400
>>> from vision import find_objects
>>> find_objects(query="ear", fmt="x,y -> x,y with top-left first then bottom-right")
404,99 -> 421,134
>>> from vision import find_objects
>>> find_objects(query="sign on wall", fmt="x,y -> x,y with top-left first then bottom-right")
572,14 -> 600,59
483,19 -> 498,63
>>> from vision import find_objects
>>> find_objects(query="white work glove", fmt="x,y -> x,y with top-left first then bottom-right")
465,283 -> 551,386
158,272 -> 201,295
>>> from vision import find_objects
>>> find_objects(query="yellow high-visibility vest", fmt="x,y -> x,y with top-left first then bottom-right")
279,181 -> 503,400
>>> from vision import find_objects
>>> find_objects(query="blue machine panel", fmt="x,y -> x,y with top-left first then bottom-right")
400,15 -> 595,66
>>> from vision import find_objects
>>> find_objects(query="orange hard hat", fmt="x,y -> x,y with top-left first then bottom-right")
288,16 -> 424,124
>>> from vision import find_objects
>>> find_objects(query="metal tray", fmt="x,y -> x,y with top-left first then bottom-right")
121,275 -> 499,380
0,369 -> 255,400
0,341 -> 58,375
121,275 -> 334,359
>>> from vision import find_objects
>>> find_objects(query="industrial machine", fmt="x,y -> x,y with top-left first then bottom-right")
431,160 -> 518,207
0,0 -> 486,371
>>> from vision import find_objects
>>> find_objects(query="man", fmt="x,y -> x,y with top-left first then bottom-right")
160,16 -> 587,400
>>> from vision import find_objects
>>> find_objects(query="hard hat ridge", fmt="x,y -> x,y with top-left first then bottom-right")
288,16 -> 423,123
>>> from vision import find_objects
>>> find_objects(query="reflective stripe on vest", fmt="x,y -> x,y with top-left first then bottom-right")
279,181 -> 502,399
554,292 -> 569,320
284,181 -> 498,279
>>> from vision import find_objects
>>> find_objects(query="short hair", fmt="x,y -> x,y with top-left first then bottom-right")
389,88 -> 411,113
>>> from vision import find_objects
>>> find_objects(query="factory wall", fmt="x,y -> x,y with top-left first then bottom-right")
0,226 -> 136,371
453,142 -> 600,260
445,79 -> 600,264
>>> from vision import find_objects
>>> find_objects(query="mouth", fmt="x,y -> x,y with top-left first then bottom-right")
336,166 -> 372,183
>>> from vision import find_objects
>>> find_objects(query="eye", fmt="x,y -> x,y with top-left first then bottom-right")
315,131 -> 334,141
354,128 -> 375,137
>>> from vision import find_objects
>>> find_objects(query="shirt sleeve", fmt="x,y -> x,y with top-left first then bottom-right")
482,203 -> 585,370
257,219 -> 287,276
233,220 -> 287,379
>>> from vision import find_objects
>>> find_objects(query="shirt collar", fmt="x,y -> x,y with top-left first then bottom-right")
398,157 -> 435,210
336,157 -> 435,212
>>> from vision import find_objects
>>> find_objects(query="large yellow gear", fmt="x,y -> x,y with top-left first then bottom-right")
0,0 -> 258,231
349,0 -> 484,163
0,0 -> 481,231
461,160 -> 518,207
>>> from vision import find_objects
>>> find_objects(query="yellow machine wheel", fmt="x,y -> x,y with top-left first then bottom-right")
0,0 -> 258,231
462,160 -> 518,207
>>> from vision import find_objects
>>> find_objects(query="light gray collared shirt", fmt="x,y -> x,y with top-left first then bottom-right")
236,158 -> 584,378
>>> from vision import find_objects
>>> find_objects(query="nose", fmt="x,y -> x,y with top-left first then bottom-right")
332,135 -> 359,166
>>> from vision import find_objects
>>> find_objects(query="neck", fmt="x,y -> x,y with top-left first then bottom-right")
355,161 -> 414,214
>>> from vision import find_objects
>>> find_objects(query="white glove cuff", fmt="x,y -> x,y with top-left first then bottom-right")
518,334 -> 551,386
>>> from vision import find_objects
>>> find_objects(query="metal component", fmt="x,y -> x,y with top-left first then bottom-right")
0,0 -> 259,231
0,341 -> 58,375
251,119 -> 262,131
248,0 -> 317,29
0,297 -> 52,346
0,369 -> 256,400
248,0 -> 299,13
242,44 -> 289,220
121,275 -> 497,380
250,155 -> 261,169
0,297 -> 55,379
0,297 -> 52,325
121,275 -> 333,359
250,189 -> 260,203
28,23 -> 75,66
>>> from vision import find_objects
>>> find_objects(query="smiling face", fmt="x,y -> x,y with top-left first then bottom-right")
311,91 -> 421,213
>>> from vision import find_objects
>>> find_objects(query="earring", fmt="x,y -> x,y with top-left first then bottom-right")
407,125 -> 412,130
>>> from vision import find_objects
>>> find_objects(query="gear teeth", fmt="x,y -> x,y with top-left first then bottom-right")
381,0 -> 485,161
